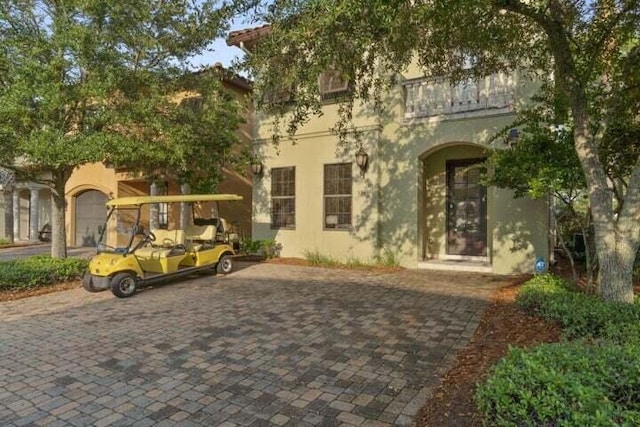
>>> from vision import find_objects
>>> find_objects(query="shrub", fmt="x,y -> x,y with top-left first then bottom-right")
476,341 -> 640,426
0,255 -> 89,292
0,238 -> 9,246
242,239 -> 281,259
516,274 -> 640,341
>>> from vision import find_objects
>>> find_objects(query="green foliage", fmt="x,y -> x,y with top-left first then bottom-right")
516,274 -> 640,342
0,0 -> 245,255
304,249 -> 401,269
242,238 -> 281,259
0,255 -> 89,291
488,107 -> 585,200
478,274 -> 640,426
303,250 -> 340,267
0,238 -> 9,246
476,341 -> 640,427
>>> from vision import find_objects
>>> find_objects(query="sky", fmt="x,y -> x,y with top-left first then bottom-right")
189,19 -> 251,69
191,36 -> 245,68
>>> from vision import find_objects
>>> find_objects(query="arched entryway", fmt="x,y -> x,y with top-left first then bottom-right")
75,190 -> 108,247
420,143 -> 489,260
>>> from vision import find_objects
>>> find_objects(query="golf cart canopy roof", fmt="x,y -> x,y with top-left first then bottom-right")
106,194 -> 243,207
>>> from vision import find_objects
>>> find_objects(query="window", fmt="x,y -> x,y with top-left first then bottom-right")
180,96 -> 204,111
324,163 -> 352,229
271,167 -> 295,229
318,70 -> 351,102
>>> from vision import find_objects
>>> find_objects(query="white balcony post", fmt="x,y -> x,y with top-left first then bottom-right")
3,188 -> 14,244
13,191 -> 20,240
29,188 -> 40,242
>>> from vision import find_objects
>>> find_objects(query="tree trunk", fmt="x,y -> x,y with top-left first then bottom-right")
573,111 -> 637,303
50,172 -> 67,258
597,232 -> 636,303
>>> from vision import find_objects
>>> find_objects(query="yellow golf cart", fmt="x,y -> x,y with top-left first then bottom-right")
82,194 -> 243,298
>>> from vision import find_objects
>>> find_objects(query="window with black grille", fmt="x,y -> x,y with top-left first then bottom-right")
271,167 -> 295,229
324,163 -> 352,230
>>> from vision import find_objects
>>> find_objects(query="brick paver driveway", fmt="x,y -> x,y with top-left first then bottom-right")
0,263 -> 507,426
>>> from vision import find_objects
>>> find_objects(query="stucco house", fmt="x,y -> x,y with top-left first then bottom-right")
228,26 -> 550,274
0,66 -> 254,247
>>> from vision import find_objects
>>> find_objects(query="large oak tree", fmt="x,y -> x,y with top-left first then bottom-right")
0,0 -> 244,257
226,0 -> 640,303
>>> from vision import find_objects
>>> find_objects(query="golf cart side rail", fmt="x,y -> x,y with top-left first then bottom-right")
106,194 -> 244,207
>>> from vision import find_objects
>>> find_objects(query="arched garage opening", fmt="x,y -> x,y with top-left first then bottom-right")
75,190 -> 108,247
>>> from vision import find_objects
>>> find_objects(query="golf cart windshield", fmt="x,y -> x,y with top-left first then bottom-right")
97,206 -> 142,254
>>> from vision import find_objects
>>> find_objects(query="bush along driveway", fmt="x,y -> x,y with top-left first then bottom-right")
0,263 -> 506,426
477,275 -> 640,426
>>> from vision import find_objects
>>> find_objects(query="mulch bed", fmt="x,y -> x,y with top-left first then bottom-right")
416,276 -> 562,426
0,280 -> 81,302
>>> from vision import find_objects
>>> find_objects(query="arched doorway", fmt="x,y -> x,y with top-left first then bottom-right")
421,143 -> 489,260
75,190 -> 108,247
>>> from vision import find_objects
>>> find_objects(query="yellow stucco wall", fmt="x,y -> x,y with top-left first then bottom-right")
253,127 -> 380,260
251,66 -> 549,273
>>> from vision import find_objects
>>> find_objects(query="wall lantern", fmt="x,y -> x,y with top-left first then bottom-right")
355,147 -> 369,176
505,128 -> 520,148
250,160 -> 263,176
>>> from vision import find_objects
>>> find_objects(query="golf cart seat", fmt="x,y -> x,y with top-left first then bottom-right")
184,224 -> 217,251
152,229 -> 186,248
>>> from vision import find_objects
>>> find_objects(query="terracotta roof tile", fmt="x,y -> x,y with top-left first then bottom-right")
226,24 -> 272,47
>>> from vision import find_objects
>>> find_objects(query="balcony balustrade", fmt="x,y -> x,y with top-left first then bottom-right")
403,72 -> 516,120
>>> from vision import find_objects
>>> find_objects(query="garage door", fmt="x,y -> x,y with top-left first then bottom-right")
75,190 -> 108,247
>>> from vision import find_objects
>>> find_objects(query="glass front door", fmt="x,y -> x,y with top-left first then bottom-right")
446,158 -> 487,256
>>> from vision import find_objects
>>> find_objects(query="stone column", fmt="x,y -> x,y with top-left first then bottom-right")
180,183 -> 191,229
13,191 -> 20,240
3,188 -> 14,244
149,181 -> 159,231
29,188 -> 40,242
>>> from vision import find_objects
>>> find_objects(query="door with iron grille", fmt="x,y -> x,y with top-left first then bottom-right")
446,158 -> 487,256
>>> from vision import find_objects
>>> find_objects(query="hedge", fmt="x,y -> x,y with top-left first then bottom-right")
476,274 -> 640,426
476,341 -> 640,426
0,255 -> 89,291
516,274 -> 640,343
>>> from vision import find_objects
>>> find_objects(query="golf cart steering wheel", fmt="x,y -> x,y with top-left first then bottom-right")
132,230 -> 156,252
145,230 -> 156,243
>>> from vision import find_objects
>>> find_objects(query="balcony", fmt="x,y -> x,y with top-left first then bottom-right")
403,72 -> 517,121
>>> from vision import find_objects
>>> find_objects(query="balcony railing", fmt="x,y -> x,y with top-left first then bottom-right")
403,73 -> 516,120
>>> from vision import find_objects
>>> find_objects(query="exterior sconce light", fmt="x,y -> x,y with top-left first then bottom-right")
250,161 -> 263,176
505,128 -> 520,148
355,147 -> 369,176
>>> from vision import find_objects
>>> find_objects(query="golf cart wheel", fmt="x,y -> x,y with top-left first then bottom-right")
216,255 -> 233,274
110,273 -> 138,298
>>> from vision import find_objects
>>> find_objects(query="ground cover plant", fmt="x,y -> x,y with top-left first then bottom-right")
0,255 -> 88,292
476,275 -> 640,426
303,249 -> 400,269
